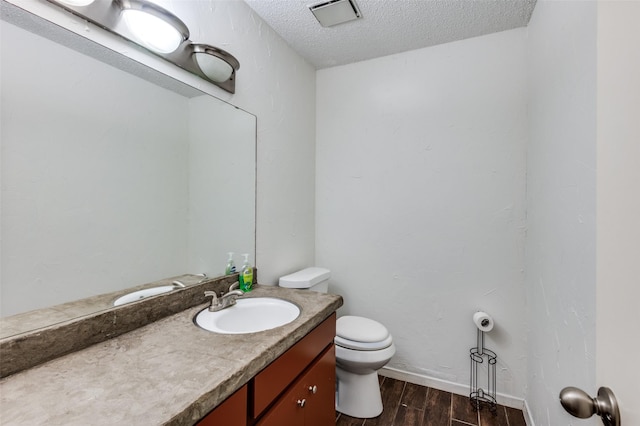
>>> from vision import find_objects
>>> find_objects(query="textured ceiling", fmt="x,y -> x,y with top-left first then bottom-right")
243,0 -> 537,69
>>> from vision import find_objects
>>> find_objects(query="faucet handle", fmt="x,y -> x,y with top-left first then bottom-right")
204,291 -> 218,311
228,281 -> 240,292
172,280 -> 186,288
204,290 -> 218,301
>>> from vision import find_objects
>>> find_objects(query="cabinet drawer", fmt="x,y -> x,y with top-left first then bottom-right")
253,313 -> 336,418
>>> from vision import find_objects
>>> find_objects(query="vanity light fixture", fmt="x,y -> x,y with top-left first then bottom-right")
45,0 -> 241,93
116,0 -> 189,54
191,44 -> 240,85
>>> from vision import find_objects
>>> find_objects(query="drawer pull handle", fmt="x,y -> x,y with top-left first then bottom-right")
309,385 -> 318,394
297,399 -> 306,408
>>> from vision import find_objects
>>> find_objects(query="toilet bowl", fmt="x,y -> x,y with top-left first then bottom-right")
279,268 -> 395,419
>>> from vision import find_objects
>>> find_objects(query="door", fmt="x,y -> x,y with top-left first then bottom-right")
595,0 -> 640,424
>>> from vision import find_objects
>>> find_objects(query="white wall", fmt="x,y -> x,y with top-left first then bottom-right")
4,0 -> 318,287
525,1 -> 597,424
316,29 -> 528,398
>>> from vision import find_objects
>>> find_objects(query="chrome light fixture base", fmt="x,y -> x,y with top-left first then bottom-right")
47,0 -> 240,93
190,44 -> 240,93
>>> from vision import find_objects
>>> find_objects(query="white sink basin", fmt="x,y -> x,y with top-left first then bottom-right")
194,297 -> 300,334
113,286 -> 175,306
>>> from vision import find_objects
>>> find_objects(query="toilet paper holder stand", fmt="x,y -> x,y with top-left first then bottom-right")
469,327 -> 497,413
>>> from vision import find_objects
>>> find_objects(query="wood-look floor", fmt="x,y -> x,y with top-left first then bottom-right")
336,377 -> 527,426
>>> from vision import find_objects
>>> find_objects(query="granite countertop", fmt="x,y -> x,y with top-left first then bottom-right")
0,285 -> 343,425
0,274 -> 207,339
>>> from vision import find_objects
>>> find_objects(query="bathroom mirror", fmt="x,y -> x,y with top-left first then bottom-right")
0,4 -> 256,334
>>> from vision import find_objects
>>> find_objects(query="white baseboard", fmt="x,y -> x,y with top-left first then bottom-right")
379,366 -> 530,415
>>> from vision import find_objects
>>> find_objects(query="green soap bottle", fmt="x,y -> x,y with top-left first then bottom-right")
239,253 -> 253,292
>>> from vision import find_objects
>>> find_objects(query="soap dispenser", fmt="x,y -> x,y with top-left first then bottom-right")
225,252 -> 236,275
238,253 -> 253,292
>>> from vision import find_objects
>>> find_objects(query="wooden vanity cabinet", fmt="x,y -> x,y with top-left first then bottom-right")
198,314 -> 336,426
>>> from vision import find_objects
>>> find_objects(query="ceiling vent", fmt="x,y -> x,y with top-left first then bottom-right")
309,0 -> 361,27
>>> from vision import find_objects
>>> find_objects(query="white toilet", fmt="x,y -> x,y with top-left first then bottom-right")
279,267 -> 396,419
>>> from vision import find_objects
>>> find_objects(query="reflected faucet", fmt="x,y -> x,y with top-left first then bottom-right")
204,281 -> 243,312
173,273 -> 208,288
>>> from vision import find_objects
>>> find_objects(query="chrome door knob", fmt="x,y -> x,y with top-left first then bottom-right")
296,399 -> 306,408
308,385 -> 317,394
559,386 -> 620,426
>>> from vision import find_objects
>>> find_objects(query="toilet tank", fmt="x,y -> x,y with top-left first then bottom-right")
279,267 -> 330,293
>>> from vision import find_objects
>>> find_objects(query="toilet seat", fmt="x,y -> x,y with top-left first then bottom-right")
335,334 -> 393,351
336,316 -> 393,351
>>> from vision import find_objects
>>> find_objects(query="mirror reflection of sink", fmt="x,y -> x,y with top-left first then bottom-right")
194,297 -> 300,334
113,286 -> 176,306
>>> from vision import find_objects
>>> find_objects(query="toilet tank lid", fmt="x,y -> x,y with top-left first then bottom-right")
279,267 -> 331,288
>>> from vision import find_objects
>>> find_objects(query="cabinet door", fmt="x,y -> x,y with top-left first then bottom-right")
257,345 -> 336,426
256,386 -> 305,426
303,345 -> 335,426
197,385 -> 247,426
253,314 -> 336,418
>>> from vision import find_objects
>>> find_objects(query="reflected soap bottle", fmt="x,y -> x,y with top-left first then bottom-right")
238,253 -> 253,292
225,252 -> 236,275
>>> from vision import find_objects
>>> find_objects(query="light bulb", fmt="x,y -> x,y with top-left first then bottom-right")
194,53 -> 234,82
122,9 -> 184,54
191,44 -> 239,84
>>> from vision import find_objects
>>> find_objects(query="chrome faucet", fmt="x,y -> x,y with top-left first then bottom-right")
204,281 -> 244,312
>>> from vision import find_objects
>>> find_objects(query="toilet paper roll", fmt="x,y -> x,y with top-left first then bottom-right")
473,311 -> 494,332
